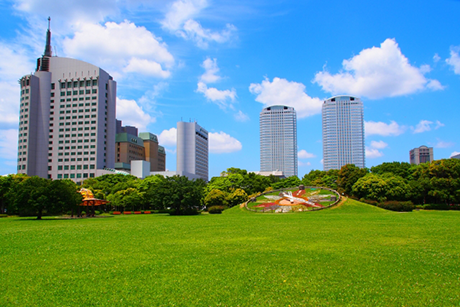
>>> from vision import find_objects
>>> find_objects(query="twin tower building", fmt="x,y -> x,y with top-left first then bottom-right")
260,96 -> 365,177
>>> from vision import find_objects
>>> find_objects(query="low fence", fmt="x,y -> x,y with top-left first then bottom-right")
244,186 -> 341,213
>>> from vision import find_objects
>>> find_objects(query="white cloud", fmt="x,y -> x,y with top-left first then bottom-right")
435,120 -> 445,129
0,43 -> 35,128
209,131 -> 242,153
298,150 -> 316,159
181,20 -> 236,49
200,57 -> 221,83
434,140 -> 454,148
413,120 -> 433,134
366,148 -> 383,159
446,47 -> 460,75
161,0 -> 208,31
158,127 -> 177,147
249,77 -> 322,119
63,21 -> 174,79
0,129 -> 19,161
116,98 -> 154,132
370,140 -> 388,149
196,82 -> 236,109
419,64 -> 431,74
365,120 -> 405,137
124,58 -> 171,78
298,161 -> 311,167
412,120 -> 445,134
234,110 -> 249,122
13,0 -> 118,26
314,38 -> 443,99
161,0 -> 236,48
450,151 -> 460,158
433,53 -> 441,63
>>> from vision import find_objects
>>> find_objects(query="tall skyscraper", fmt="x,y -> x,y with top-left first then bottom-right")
17,19 -> 116,180
410,145 -> 433,165
260,105 -> 298,177
322,95 -> 365,171
176,121 -> 209,181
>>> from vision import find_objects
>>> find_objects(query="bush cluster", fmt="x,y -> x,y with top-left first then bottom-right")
208,206 -> 226,214
361,199 -> 414,212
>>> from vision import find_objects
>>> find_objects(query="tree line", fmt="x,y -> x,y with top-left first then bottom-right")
1,159 -> 459,218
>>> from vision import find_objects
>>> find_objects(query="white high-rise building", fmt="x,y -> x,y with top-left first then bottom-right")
17,20 -> 116,181
260,105 -> 298,177
322,95 -> 365,171
176,121 -> 209,181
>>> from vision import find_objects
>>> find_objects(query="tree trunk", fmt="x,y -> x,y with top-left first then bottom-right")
37,208 -> 42,220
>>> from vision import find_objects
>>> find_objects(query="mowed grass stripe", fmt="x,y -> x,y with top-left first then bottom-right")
1,199 -> 459,306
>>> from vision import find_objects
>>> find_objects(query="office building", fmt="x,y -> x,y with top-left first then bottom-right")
452,153 -> 460,160
322,95 -> 365,171
410,145 -> 434,165
114,120 -> 166,172
17,20 -> 116,180
176,121 -> 209,181
260,105 -> 298,177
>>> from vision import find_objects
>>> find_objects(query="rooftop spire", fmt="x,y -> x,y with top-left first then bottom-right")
44,17 -> 52,57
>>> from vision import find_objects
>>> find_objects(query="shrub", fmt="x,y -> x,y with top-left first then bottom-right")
420,203 -> 460,210
94,210 -> 101,215
0,214 -> 7,218
208,206 -> 226,214
377,201 -> 414,212
169,208 -> 200,216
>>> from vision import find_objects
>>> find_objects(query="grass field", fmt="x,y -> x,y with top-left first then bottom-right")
1,199 -> 459,306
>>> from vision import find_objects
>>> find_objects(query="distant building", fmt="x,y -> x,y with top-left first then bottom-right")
115,120 -> 166,172
17,19 -> 116,180
410,145 -> 434,165
452,154 -> 460,160
259,105 -> 298,177
322,95 -> 365,171
176,121 -> 209,181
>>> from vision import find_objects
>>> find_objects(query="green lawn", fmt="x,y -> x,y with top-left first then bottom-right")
1,200 -> 459,306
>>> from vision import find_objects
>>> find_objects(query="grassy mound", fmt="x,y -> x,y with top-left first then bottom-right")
1,199 -> 459,306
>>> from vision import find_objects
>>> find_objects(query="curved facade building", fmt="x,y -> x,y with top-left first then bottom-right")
17,23 -> 116,180
260,105 -> 298,177
322,95 -> 365,171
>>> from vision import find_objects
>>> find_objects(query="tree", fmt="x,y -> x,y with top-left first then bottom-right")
204,189 -> 228,208
271,176 -> 301,189
149,176 -> 206,215
226,188 -> 248,207
371,162 -> 413,179
337,164 -> 369,195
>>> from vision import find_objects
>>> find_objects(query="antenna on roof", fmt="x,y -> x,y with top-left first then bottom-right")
44,17 -> 52,57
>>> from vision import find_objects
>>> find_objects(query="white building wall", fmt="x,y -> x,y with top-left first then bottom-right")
259,105 -> 298,177
322,96 -> 365,171
176,121 -> 208,181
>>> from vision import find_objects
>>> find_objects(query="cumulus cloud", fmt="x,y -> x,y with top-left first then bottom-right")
0,129 -> 19,161
370,140 -> 388,149
234,110 -> 249,122
13,0 -> 118,25
412,120 -> 445,134
446,47 -> 460,75
298,150 -> 316,159
63,21 -> 174,79
366,148 -> 384,159
209,131 -> 242,153
433,53 -> 441,63
314,38 -> 443,99
196,82 -> 236,108
0,43 -> 36,128
434,140 -> 454,148
365,120 -> 405,137
366,140 -> 388,159
161,0 -> 236,48
116,98 -> 154,132
124,58 -> 171,78
200,57 -> 221,83
158,127 -> 177,147
413,120 -> 433,134
249,77 -> 322,119
298,161 -> 311,167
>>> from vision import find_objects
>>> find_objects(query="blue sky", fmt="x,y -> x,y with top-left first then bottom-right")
0,0 -> 459,178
